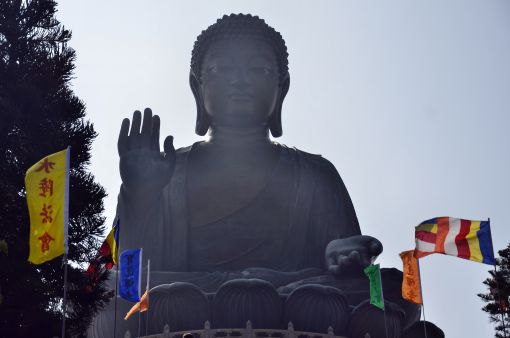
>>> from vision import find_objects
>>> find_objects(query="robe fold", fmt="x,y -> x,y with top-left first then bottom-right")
117,142 -> 360,276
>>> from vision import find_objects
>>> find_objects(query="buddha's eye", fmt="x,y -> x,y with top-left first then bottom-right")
248,66 -> 272,75
206,65 -> 233,74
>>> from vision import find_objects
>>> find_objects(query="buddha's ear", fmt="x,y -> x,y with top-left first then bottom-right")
189,70 -> 210,136
269,72 -> 290,138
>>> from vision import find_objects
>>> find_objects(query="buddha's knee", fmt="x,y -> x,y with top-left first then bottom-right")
283,284 -> 350,336
348,300 -> 405,338
402,321 -> 445,338
147,282 -> 210,334
212,278 -> 282,329
380,268 -> 421,329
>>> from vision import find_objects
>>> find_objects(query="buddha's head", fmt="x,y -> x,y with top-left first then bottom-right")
190,14 -> 290,137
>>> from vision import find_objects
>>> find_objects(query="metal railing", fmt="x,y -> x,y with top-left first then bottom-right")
123,320 -> 349,338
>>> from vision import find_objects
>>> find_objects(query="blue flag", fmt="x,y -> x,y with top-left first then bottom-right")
119,248 -> 142,302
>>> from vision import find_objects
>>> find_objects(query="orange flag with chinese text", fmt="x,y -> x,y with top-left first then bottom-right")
26,148 -> 70,264
124,290 -> 148,320
400,250 -> 423,305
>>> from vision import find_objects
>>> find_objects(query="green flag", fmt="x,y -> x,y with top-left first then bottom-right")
364,263 -> 385,310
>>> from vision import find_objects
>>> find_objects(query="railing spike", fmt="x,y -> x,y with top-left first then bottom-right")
204,320 -> 211,338
327,326 -> 334,336
163,323 -> 171,337
287,322 -> 295,338
287,322 -> 294,331
124,330 -> 131,338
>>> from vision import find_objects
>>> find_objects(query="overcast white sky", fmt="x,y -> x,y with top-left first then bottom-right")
57,1 -> 510,337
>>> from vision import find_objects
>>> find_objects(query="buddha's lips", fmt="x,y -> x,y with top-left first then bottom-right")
229,93 -> 253,101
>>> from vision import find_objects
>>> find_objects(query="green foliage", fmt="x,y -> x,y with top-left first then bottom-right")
478,243 -> 510,338
0,0 -> 111,336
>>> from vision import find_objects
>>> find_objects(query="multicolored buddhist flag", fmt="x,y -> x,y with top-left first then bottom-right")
400,250 -> 423,305
26,148 -> 70,264
119,248 -> 142,302
414,217 -> 495,265
86,219 -> 120,283
364,263 -> 385,310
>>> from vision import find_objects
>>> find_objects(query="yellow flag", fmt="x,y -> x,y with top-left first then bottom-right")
399,250 -> 423,305
26,148 -> 70,264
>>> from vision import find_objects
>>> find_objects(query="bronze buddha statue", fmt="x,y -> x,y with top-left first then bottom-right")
89,14 -> 432,338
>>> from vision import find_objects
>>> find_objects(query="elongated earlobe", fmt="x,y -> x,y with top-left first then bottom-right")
189,71 -> 210,136
269,73 -> 290,138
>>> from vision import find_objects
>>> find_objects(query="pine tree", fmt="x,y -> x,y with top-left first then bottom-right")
0,1 -> 111,336
478,243 -> 510,338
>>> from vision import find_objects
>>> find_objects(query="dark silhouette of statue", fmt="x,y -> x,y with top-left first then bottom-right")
118,13 -> 379,284
88,14 -> 426,338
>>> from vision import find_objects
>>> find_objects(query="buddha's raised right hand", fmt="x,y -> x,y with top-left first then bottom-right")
118,108 -> 176,192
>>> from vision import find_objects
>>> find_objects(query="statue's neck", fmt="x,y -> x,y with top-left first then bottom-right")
207,125 -> 272,149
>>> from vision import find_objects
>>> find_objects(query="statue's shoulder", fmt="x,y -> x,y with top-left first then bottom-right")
175,145 -> 193,155
280,144 -> 339,177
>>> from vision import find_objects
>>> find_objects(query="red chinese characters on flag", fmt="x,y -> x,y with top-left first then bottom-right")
38,232 -> 55,253
40,203 -> 53,224
35,158 -> 56,173
38,178 -> 54,197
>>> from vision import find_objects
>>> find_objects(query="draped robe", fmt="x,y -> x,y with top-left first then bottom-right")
116,142 -> 360,291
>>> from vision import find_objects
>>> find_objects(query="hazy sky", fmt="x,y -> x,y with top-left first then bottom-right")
57,1 -> 510,337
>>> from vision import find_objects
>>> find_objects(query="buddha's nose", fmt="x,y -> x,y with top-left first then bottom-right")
231,68 -> 250,89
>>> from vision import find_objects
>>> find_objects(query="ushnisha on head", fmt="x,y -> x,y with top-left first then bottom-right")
189,14 -> 290,138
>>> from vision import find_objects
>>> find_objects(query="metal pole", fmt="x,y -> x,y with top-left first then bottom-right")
61,146 -> 71,338
113,218 -> 121,338
416,259 -> 428,338
137,309 -> 142,337
494,264 -> 508,338
113,264 -> 120,338
61,254 -> 69,338
488,217 -> 507,338
145,259 -> 150,336
136,250 -> 143,338
378,267 -> 389,338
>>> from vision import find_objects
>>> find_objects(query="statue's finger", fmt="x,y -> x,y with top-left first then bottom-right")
336,254 -> 347,266
326,256 -> 336,268
151,115 -> 161,152
140,108 -> 153,145
129,110 -> 142,149
130,110 -> 142,136
360,255 -> 372,268
369,238 -> 383,256
328,264 -> 341,275
348,250 -> 361,264
163,135 -> 175,158
118,118 -> 130,155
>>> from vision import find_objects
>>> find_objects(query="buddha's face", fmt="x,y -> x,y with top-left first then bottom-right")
199,38 -> 281,130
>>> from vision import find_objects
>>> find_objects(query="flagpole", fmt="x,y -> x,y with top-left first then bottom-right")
137,249 -> 143,338
490,217 -> 508,338
416,259 -> 428,338
61,254 -> 69,338
113,263 -> 119,338
145,259 -> 150,336
494,263 -> 508,338
138,310 -> 142,338
377,268 -> 389,338
61,146 -> 71,338
113,218 -> 121,338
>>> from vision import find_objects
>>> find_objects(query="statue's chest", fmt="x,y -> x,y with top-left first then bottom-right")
185,148 -> 282,227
